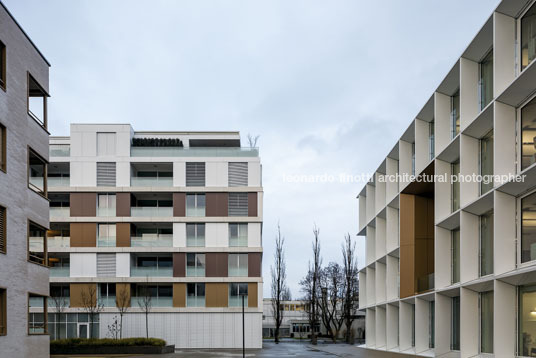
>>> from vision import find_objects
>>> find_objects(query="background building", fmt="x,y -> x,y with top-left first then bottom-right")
358,0 -> 536,356
0,2 -> 51,358
47,124 -> 263,348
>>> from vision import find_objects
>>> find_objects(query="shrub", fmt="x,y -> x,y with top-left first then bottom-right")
50,337 -> 166,347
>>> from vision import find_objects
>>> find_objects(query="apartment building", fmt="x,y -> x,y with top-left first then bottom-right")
0,3 -> 51,358
358,0 -> 536,356
46,124 -> 263,348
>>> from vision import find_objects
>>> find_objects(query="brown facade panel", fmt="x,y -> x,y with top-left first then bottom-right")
115,283 -> 131,308
248,192 -> 257,217
116,223 -> 131,247
205,283 -> 228,308
173,193 -> 186,217
173,283 -> 186,308
205,253 -> 228,277
70,223 -> 96,247
70,283 -> 97,308
248,253 -> 262,277
70,193 -> 96,217
248,283 -> 258,308
173,253 -> 186,277
206,193 -> 228,217
116,193 -> 131,217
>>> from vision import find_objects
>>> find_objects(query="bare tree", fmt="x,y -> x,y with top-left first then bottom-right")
115,285 -> 130,339
247,134 -> 260,148
80,285 -> 104,339
282,287 -> 292,301
342,234 -> 359,344
137,277 -> 153,339
299,225 -> 322,345
270,223 -> 288,344
50,294 -> 68,339
319,262 -> 345,342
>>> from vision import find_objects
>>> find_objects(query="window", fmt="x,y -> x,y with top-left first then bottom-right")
97,194 -> 116,217
97,133 -> 116,156
49,144 -> 70,157
0,205 -> 5,254
228,253 -> 248,277
480,211 -> 494,276
186,162 -> 205,187
521,2 -> 536,71
186,194 -> 205,217
0,40 -> 5,90
522,191 -> 536,263
186,253 -> 205,277
429,120 -> 434,160
186,223 -> 205,247
133,284 -> 172,307
480,50 -> 493,110
228,162 -> 248,187
96,162 -> 116,187
229,283 -> 248,307
411,142 -> 415,176
451,161 -> 460,212
519,285 -> 536,356
48,255 -> 70,276
0,123 -> 5,172
451,228 -> 460,284
480,130 -> 493,195
451,90 -> 460,138
29,149 -> 47,197
521,96 -> 536,171
28,294 -> 47,334
97,224 -> 116,247
0,288 -> 5,335
28,221 -> 47,266
131,255 -> 172,277
411,304 -> 415,347
229,193 -> 248,216
480,291 -> 494,353
98,283 -> 116,307
451,296 -> 460,351
27,74 -> 48,128
429,301 -> 435,349
97,253 -> 116,277
229,223 -> 248,247
186,283 -> 205,307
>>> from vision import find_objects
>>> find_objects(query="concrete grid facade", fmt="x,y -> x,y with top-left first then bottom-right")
47,124 -> 263,348
0,2 -> 51,358
358,0 -> 536,357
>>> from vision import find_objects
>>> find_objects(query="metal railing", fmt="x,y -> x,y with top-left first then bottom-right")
131,147 -> 259,158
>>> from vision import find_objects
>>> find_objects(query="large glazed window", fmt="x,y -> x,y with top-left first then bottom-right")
186,223 -> 205,247
186,283 -> 205,307
522,97 -> 536,171
0,288 -> 5,335
186,194 -> 205,217
0,123 -> 5,172
28,294 -> 47,334
186,253 -> 205,277
97,194 -> 116,217
522,2 -> 536,71
28,221 -> 47,266
97,224 -> 116,247
451,296 -> 460,351
229,283 -> 248,307
229,223 -> 248,247
451,162 -> 460,212
228,253 -> 248,277
479,211 -> 494,276
451,229 -> 460,284
519,285 -> 536,356
429,120 -> 434,160
451,90 -> 460,138
29,149 -> 47,197
0,40 -> 5,90
522,191 -> 536,263
27,74 -> 48,128
479,50 -> 493,110
480,291 -> 494,353
480,130 -> 494,195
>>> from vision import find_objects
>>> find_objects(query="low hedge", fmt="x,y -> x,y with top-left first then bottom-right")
51,337 -> 166,347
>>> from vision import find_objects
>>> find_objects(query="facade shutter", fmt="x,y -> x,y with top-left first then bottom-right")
228,162 -> 248,187
97,162 -> 116,187
0,206 -> 5,252
186,162 -> 205,187
228,193 -> 248,216
97,254 -> 116,277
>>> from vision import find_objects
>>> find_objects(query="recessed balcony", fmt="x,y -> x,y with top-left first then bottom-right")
130,163 -> 173,187
131,223 -> 173,247
131,193 -> 173,217
48,162 -> 70,188
131,254 -> 173,277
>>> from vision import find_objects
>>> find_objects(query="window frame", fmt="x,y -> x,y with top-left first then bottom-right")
0,39 -> 5,91
27,147 -> 48,199
28,292 -> 48,335
478,48 -> 494,111
27,72 -> 49,130
519,189 -> 536,266
186,283 -> 205,307
186,253 -> 206,277
186,193 -> 206,217
186,223 -> 205,247
229,283 -> 248,307
27,220 -> 48,267
519,0 -> 536,73
0,122 -> 6,173
229,223 -> 248,247
0,287 -> 6,336
0,204 -> 5,254
228,253 -> 248,277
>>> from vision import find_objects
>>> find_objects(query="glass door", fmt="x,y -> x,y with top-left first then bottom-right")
78,323 -> 89,338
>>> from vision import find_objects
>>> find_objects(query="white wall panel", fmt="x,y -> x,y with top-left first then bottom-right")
248,162 -> 261,187
116,253 -> 131,277
70,253 -> 96,277
460,288 -> 478,358
173,162 -> 185,187
206,223 -> 228,247
494,280 -> 515,357
386,304 -> 399,350
460,58 -> 479,131
366,308 -> 376,348
435,226 -> 451,289
375,306 -> 386,348
248,223 -> 261,247
70,161 -> 97,187
206,162 -> 227,187
173,223 -> 186,247
116,161 -> 130,187
434,293 -> 452,356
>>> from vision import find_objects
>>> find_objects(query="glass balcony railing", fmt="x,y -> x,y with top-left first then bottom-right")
99,297 -> 116,308
130,177 -> 173,187
229,236 -> 248,247
186,237 -> 205,247
131,147 -> 259,158
131,207 -> 173,217
48,177 -> 70,187
131,235 -> 173,247
48,236 -> 70,248
49,145 -> 70,157
50,267 -> 70,277
229,296 -> 248,307
186,207 -> 205,217
50,207 -> 70,218
131,297 -> 172,308
48,297 -> 70,308
97,208 -> 116,217
186,296 -> 205,308
186,267 -> 205,277
229,268 -> 248,277
97,237 -> 116,247
131,267 -> 173,277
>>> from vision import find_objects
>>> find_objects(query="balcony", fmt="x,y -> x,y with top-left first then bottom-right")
131,163 -> 173,187
131,192 -> 173,217
131,207 -> 173,217
48,236 -> 70,249
131,267 -> 172,277
131,296 -> 172,308
48,177 -> 70,187
48,224 -> 70,249
131,177 -> 173,187
48,163 -> 70,188
50,267 -> 70,277
99,297 -> 116,308
131,235 -> 173,247
131,147 -> 259,158
50,207 -> 70,219
97,236 -> 116,247
49,145 -> 70,157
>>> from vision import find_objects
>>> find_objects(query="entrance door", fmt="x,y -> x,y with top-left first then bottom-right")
78,323 -> 89,338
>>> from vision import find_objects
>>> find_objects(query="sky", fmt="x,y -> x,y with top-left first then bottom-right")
5,0 -> 501,298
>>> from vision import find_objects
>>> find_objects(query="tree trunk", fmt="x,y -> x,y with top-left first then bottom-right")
120,314 -> 123,339
145,312 -> 149,338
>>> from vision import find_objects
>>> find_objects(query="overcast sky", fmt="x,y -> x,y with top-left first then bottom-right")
6,0 -> 500,298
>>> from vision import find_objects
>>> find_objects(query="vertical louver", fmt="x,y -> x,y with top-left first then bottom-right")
228,193 -> 248,216
97,254 -> 116,277
228,162 -> 248,187
0,206 -> 5,253
97,162 -> 116,187
186,162 -> 205,187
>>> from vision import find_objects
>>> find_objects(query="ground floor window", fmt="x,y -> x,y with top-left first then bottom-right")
520,285 -> 536,356
48,313 -> 99,340
480,291 -> 494,353
451,296 -> 460,350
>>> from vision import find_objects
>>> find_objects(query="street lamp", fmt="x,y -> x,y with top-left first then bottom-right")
240,292 -> 247,358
